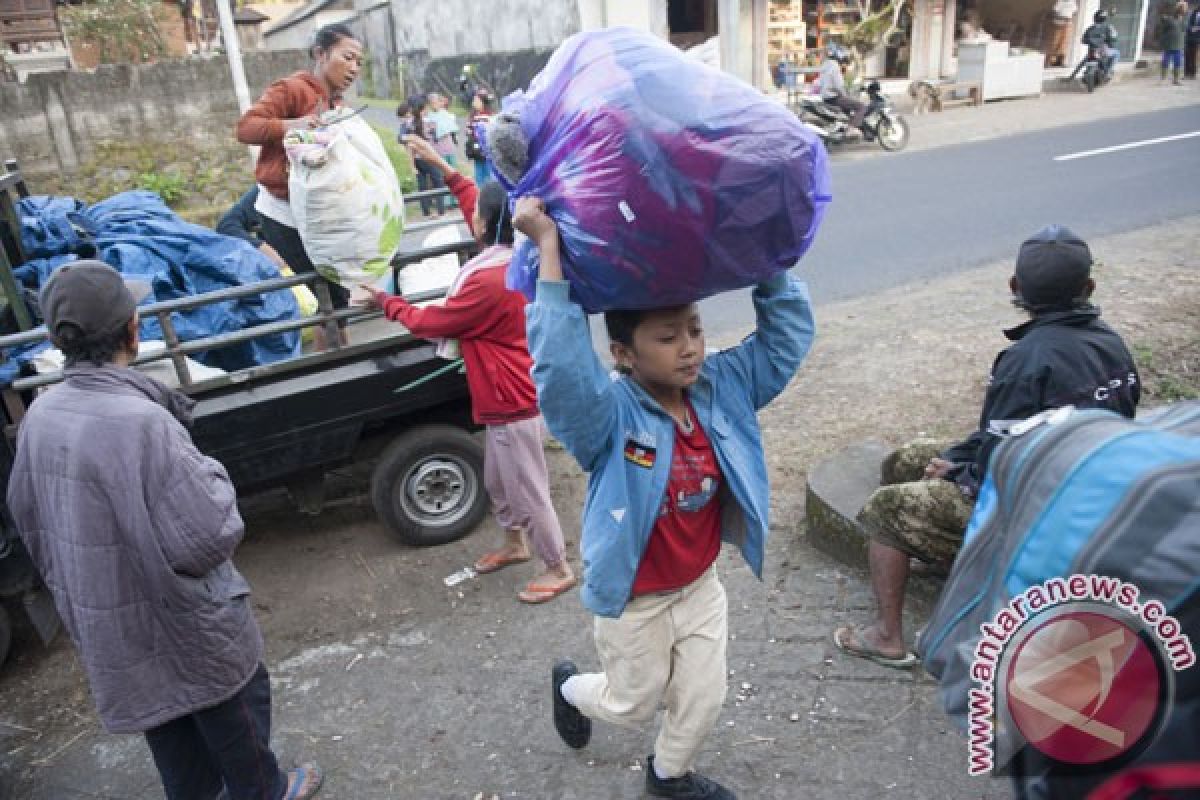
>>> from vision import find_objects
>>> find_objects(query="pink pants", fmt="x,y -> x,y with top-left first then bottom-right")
484,416 -> 566,568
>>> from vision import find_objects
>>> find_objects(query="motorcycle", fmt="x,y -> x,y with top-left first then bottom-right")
1073,46 -> 1114,92
795,81 -> 910,152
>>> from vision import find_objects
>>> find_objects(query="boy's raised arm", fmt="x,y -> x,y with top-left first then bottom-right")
515,198 -> 617,471
712,272 -> 815,411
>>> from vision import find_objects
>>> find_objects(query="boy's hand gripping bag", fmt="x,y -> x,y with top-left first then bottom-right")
286,112 -> 406,288
500,27 -> 832,312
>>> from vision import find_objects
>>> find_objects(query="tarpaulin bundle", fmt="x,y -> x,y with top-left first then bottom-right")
17,196 -> 93,259
9,190 -> 300,378
500,27 -> 832,312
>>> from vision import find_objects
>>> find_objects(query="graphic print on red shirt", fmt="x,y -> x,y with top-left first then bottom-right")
631,402 -> 723,596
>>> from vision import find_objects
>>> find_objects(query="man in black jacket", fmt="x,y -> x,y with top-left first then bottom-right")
833,225 -> 1140,668
1186,1 -> 1200,79
1079,10 -> 1120,79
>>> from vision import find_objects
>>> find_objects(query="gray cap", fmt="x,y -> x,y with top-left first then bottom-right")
40,260 -> 151,340
1014,225 -> 1093,309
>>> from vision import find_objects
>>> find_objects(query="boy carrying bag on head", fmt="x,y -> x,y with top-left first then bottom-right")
513,197 -> 815,800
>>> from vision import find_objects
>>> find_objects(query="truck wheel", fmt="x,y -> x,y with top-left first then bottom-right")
370,425 -> 488,547
0,605 -> 10,667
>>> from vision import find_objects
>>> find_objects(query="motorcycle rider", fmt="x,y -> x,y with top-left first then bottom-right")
1079,9 -> 1120,81
816,44 -> 868,138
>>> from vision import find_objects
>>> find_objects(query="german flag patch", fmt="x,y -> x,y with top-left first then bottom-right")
623,439 -> 657,468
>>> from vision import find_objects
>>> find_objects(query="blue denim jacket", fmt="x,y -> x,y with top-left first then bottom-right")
526,274 -> 815,618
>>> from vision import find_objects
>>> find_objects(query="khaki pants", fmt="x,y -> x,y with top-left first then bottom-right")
571,567 -> 728,778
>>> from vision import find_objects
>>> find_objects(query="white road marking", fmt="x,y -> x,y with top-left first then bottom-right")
1054,130 -> 1200,162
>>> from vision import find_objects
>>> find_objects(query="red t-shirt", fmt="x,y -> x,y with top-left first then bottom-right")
631,403 -> 723,596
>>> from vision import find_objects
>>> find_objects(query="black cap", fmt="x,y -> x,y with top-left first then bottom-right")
40,260 -> 151,340
1014,225 -> 1093,310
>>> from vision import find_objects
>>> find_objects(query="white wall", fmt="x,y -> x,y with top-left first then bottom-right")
577,0 -> 668,38
264,8 -> 355,51
387,0 -> 582,58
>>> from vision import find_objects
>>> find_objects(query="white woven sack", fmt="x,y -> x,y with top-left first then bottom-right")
287,115 -> 406,287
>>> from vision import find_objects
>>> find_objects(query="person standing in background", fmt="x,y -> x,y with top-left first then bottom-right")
428,93 -> 460,168
465,89 -> 496,188
1183,1 -> 1200,78
1157,1 -> 1188,84
1048,0 -> 1078,67
401,95 -> 446,218
427,93 -> 461,209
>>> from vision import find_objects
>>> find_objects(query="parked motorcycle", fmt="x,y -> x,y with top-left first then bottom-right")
796,81 -> 910,152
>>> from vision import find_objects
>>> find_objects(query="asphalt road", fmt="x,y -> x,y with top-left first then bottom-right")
698,103 -> 1200,338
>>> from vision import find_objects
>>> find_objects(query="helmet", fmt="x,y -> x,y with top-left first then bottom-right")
825,43 -> 851,64
1093,10 -> 1108,22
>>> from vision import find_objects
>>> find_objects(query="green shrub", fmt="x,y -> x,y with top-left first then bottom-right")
136,170 -> 188,207
370,122 -> 417,194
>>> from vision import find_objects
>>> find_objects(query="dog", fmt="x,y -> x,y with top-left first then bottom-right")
908,80 -> 942,114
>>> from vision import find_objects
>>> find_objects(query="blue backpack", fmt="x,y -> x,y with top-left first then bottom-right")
918,402 -> 1200,781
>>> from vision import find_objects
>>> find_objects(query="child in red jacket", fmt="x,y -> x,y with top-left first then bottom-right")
362,136 -> 574,604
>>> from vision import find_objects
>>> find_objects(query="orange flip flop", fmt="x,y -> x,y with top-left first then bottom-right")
517,576 -> 577,604
474,550 -> 532,574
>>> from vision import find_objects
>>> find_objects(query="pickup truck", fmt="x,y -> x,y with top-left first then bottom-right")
0,160 -> 487,664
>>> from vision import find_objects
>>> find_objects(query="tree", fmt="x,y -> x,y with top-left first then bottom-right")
841,0 -> 912,82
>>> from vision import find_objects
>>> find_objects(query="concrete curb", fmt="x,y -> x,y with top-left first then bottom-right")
804,441 -> 889,570
804,441 -> 947,601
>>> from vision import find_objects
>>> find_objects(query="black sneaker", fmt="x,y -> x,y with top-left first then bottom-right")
645,755 -> 736,799
551,660 -> 591,749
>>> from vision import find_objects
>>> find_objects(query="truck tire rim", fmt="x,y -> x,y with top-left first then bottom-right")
400,456 -> 477,527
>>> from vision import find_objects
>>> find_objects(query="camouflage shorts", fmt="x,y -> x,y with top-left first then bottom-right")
879,437 -> 951,485
859,439 -> 974,565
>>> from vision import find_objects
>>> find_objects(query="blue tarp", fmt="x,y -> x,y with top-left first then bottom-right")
4,190 -> 301,382
17,196 -> 92,259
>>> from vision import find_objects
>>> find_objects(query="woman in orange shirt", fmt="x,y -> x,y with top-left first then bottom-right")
235,22 -> 362,348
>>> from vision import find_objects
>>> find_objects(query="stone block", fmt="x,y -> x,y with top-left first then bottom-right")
804,441 -> 890,570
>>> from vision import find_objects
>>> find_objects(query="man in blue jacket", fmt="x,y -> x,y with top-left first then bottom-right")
514,197 -> 815,800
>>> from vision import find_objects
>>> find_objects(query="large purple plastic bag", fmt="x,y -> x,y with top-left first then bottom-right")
502,27 -> 832,312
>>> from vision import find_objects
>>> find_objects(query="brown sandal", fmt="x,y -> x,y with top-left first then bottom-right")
517,576 -> 577,604
473,550 -> 531,574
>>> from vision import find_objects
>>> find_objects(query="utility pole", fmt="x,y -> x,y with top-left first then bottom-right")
215,0 -> 252,114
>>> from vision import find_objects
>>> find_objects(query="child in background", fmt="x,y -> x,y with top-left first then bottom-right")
466,89 -> 496,188
427,92 -> 460,167
361,138 -> 575,605
427,92 -> 461,210
401,96 -> 446,217
514,196 -> 815,800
